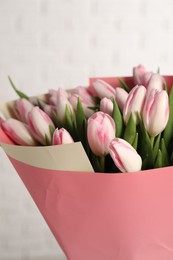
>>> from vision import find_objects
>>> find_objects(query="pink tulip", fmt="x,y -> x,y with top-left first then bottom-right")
2,118 -> 37,146
133,64 -> 153,87
115,87 -> 128,111
55,88 -> 74,122
146,73 -> 164,94
69,94 -> 94,118
142,71 -> 153,86
142,89 -> 169,137
100,98 -> 113,115
27,106 -> 55,145
48,88 -> 69,106
109,138 -> 142,173
87,111 -> 115,156
92,79 -> 116,99
15,98 -> 34,123
43,104 -> 56,120
71,86 -> 95,104
52,128 -> 74,145
123,85 -> 146,124
133,64 -> 148,85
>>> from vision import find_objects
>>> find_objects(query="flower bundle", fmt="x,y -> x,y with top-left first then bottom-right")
1,64 -> 172,174
2,65 -> 173,260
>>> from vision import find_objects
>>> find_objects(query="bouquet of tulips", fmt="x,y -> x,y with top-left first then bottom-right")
0,64 -> 172,173
1,65 -> 173,260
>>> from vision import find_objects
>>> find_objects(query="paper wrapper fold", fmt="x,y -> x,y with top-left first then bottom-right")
1,76 -> 173,260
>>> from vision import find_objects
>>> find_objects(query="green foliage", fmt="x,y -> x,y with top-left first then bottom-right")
123,113 -> 136,145
163,85 -> 173,150
160,138 -> 169,167
112,99 -> 123,137
118,78 -> 130,92
8,76 -> 29,99
137,113 -> 154,169
154,149 -> 162,168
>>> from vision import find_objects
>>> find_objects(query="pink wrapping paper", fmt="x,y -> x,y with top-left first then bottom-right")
1,76 -> 173,260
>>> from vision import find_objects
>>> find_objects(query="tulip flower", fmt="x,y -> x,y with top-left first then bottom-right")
43,104 -> 56,120
92,79 -> 116,99
48,88 -> 69,106
142,71 -> 153,86
109,138 -> 142,173
142,89 -> 169,137
27,106 -> 55,145
15,98 -> 34,123
100,97 -> 113,115
52,128 -> 74,145
1,118 -> 37,146
87,111 -> 115,156
69,94 -> 94,118
115,87 -> 128,111
123,85 -> 146,124
146,73 -> 164,94
133,64 -> 148,85
71,86 -> 95,105
133,64 -> 153,87
55,88 -> 74,122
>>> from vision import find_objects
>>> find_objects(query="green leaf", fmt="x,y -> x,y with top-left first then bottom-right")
36,99 -> 46,110
163,85 -> 173,150
118,79 -> 130,92
49,125 -> 55,138
112,99 -> 123,137
157,67 -> 160,74
154,149 -> 162,168
75,98 -> 90,154
76,98 -> 86,132
52,111 -> 63,128
160,138 -> 169,166
64,105 -> 74,133
132,132 -> 138,150
153,134 -> 161,162
137,113 -> 153,168
45,134 -> 51,146
123,113 -> 136,145
8,76 -> 29,99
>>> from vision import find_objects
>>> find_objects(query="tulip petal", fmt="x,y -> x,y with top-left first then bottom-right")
109,138 -> 142,173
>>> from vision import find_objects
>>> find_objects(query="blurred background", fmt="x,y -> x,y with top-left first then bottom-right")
0,0 -> 173,259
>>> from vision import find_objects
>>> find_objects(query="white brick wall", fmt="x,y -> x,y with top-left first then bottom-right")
0,0 -> 173,259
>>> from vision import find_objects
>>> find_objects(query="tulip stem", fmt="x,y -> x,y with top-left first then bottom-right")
150,136 -> 155,149
100,156 -> 105,172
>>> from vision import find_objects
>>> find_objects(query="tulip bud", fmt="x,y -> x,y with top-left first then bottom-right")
43,104 -> 56,120
109,138 -> 142,173
2,118 -> 37,146
48,88 -> 69,106
133,64 -> 147,85
69,94 -> 94,118
123,85 -> 146,124
52,128 -> 74,145
55,88 -> 74,122
92,79 -> 116,99
146,73 -> 164,94
133,65 -> 153,87
87,111 -> 115,156
100,97 -> 113,115
142,89 -> 169,137
71,86 -> 94,104
15,98 -> 34,123
27,106 -> 55,145
115,87 -> 128,111
142,71 -> 153,86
